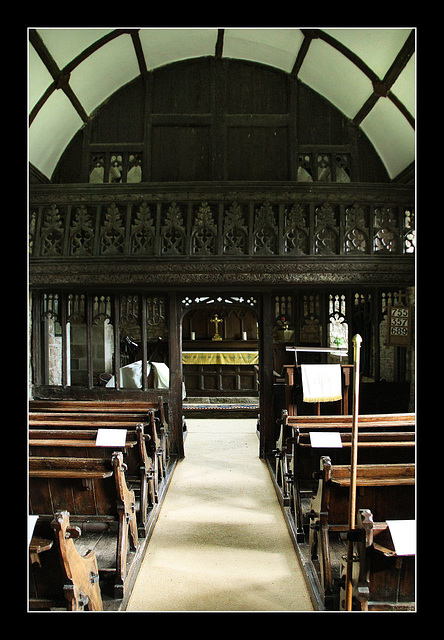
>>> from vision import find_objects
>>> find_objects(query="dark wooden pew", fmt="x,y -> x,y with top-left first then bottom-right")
308,455 -> 415,608
29,450 -> 139,599
339,508 -> 415,611
29,398 -> 171,531
30,512 -> 103,611
29,420 -> 157,533
283,411 -> 415,430
274,410 -> 415,542
29,397 -> 169,475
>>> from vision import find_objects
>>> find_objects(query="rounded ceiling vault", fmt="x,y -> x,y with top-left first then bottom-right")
28,27 -> 415,182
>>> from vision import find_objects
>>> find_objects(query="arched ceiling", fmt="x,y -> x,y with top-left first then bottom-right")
28,27 -> 415,182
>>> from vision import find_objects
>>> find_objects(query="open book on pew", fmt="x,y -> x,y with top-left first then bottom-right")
386,520 -> 416,556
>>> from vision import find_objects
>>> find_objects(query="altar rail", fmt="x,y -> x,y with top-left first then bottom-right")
29,183 -> 415,261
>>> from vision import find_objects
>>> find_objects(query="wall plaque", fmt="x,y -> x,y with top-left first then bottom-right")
387,304 -> 412,347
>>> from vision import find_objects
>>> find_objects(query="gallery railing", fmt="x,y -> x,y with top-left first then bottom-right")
29,182 -> 415,260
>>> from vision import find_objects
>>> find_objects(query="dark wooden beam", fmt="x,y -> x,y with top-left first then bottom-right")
62,29 -> 134,74
291,30 -> 316,77
353,29 -> 415,127
215,29 -> 224,58
383,30 -> 415,91
292,27 -> 415,130
317,29 -> 380,84
29,29 -> 89,124
129,30 -> 148,75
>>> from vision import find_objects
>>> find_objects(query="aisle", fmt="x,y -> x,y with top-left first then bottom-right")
127,418 -> 314,612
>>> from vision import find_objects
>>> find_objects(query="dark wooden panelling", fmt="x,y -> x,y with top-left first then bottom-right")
227,127 -> 289,181
151,126 -> 211,181
90,77 -> 145,143
224,59 -> 289,114
356,130 -> 390,183
152,58 -> 212,114
51,130 -> 84,184
297,82 -> 349,146
50,57 -> 392,184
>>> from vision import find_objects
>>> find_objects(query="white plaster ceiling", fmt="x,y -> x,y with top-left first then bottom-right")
28,27 -> 416,182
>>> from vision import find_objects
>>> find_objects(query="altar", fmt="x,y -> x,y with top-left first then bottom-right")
182,341 -> 259,396
182,350 -> 259,366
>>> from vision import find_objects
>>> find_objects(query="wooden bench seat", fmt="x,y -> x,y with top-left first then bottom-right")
339,508 -> 415,611
286,412 -> 415,429
274,410 -> 416,545
29,451 -> 138,599
29,413 -> 162,534
29,456 -> 114,479
308,455 -> 415,608
29,398 -> 169,493
29,429 -> 139,448
297,431 -> 415,446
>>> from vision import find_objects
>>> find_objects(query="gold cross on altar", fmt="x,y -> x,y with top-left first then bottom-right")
210,314 -> 223,341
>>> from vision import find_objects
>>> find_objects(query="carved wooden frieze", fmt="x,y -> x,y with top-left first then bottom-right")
130,201 -> 155,256
223,202 -> 248,255
100,203 -> 125,256
253,201 -> 278,255
192,202 -> 217,255
161,201 -> 186,255
40,204 -> 65,256
29,255 -> 414,287
284,203 -> 309,255
344,202 -> 368,254
29,183 -> 415,288
69,205 -> 95,257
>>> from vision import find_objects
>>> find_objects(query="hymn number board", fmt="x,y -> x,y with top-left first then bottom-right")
387,304 -> 412,347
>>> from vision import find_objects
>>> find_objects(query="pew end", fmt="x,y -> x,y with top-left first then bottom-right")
339,509 -> 415,611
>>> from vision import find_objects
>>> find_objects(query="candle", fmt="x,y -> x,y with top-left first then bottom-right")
242,331 -> 247,340
191,331 -> 196,340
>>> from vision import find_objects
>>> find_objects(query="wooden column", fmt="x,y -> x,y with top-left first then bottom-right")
168,292 -> 184,458
259,291 -> 274,458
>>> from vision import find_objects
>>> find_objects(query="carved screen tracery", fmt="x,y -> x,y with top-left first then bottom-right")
34,291 -> 169,389
130,201 -> 156,256
161,202 -> 186,255
374,206 -> 399,253
253,202 -> 278,255
191,202 -> 217,255
40,204 -> 65,256
100,203 -> 125,256
314,203 -> 339,255
284,204 -> 309,255
182,294 -> 258,311
69,205 -> 95,256
328,294 -> 348,361
223,202 -> 248,255
344,203 -> 369,254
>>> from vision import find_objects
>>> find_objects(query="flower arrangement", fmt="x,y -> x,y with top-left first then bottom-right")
277,315 -> 290,330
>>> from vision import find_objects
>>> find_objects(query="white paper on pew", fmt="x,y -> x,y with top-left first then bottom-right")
386,520 -> 416,556
95,428 -> 127,448
28,515 -> 39,546
309,431 -> 343,448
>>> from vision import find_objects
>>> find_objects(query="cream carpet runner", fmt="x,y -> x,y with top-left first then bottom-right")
127,418 -> 314,612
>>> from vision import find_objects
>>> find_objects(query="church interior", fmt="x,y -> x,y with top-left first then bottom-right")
28,27 -> 416,612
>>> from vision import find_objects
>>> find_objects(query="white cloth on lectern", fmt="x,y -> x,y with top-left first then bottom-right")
301,364 -> 342,403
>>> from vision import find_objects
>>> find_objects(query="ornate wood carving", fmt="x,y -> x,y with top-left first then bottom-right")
161,202 -> 186,255
223,202 -> 248,255
130,201 -> 155,256
29,183 -> 415,288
